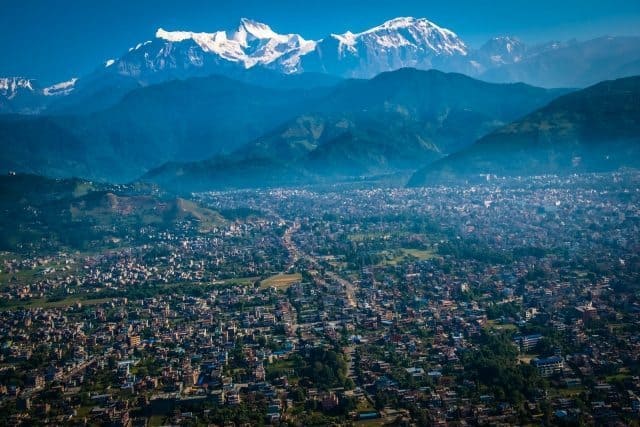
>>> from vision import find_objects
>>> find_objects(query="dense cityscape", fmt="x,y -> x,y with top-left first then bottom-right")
1,171 -> 639,425
1,0 -> 639,425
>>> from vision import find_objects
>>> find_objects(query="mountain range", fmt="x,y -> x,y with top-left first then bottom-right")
2,17 -> 640,115
0,16 -> 639,191
141,68 -> 568,190
0,73 -> 334,181
407,75 -> 640,186
0,68 -> 565,184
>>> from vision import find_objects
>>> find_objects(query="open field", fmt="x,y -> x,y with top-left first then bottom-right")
260,273 -> 302,290
0,263 -> 79,286
213,276 -> 259,286
378,248 -> 437,265
483,319 -> 519,332
348,233 -> 392,242
517,354 -> 539,364
0,296 -> 112,312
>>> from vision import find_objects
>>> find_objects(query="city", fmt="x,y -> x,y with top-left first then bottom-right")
1,171 -> 639,425
1,2 -> 640,425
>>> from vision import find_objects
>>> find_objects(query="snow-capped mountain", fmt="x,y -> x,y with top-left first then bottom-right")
103,18 -> 316,84
3,16 -> 640,115
1,16 -> 472,114
42,78 -> 78,96
475,37 -> 525,65
300,17 -> 468,78
0,77 -> 78,114
99,17 -> 470,83
158,18 -> 316,71
0,77 -> 35,99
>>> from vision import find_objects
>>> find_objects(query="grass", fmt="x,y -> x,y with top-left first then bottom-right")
605,372 -> 631,383
149,415 -> 168,427
517,354 -> 539,364
0,259 -> 81,286
356,398 -> 376,413
0,267 -> 43,285
402,248 -> 437,260
266,359 -> 297,377
483,319 -> 518,332
348,233 -> 387,242
75,405 -> 94,418
0,276 -> 260,312
260,273 -> 302,290
378,248 -> 437,266
174,198 -> 226,232
213,276 -> 259,286
556,387 -> 586,397
0,296 -> 112,312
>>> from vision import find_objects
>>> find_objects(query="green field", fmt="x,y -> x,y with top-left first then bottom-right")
348,233 -> 382,242
0,296 -> 112,312
260,273 -> 302,290
213,276 -> 259,286
378,248 -> 437,265
483,319 -> 518,332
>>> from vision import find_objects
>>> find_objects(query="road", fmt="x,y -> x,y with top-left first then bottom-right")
282,220 -> 356,308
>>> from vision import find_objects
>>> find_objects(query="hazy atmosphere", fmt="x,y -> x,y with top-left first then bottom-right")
2,0 -> 640,83
1,1 -> 639,426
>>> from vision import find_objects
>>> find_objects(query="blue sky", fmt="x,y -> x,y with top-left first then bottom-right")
2,0 -> 640,84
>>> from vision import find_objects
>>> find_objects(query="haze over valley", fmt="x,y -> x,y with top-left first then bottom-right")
1,2 -> 640,425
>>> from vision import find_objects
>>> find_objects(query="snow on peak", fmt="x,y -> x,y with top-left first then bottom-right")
365,17 -> 458,38
43,78 -> 78,96
0,77 -> 35,99
486,36 -> 524,50
479,36 -> 526,64
151,19 -> 315,70
121,16 -> 474,78
155,28 -> 195,42
331,16 -> 467,56
492,36 -> 521,42
371,17 -> 435,31
233,18 -> 281,44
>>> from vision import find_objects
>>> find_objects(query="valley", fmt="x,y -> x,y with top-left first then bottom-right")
1,172 -> 640,424
1,6 -> 639,426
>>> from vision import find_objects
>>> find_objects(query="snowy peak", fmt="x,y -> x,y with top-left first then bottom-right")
232,18 -> 281,44
0,77 -> 50,114
151,19 -> 315,70
308,16 -> 469,78
43,78 -> 78,96
145,16 -> 466,78
325,16 -> 468,60
478,36 -> 526,64
365,16 -> 457,38
154,17 -> 285,45
155,28 -> 193,42
8,16 -> 635,116
110,16 -> 471,81
0,77 -> 35,99
346,16 -> 468,55
0,77 -> 78,101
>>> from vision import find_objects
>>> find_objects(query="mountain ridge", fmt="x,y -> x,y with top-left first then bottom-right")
139,68 -> 568,191
3,17 -> 639,114
407,75 -> 640,186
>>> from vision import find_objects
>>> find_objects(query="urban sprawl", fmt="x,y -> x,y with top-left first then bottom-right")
2,171 -> 640,426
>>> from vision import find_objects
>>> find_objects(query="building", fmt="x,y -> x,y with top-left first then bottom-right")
532,356 -> 564,377
576,302 -> 598,322
128,334 -> 141,347
514,334 -> 543,352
